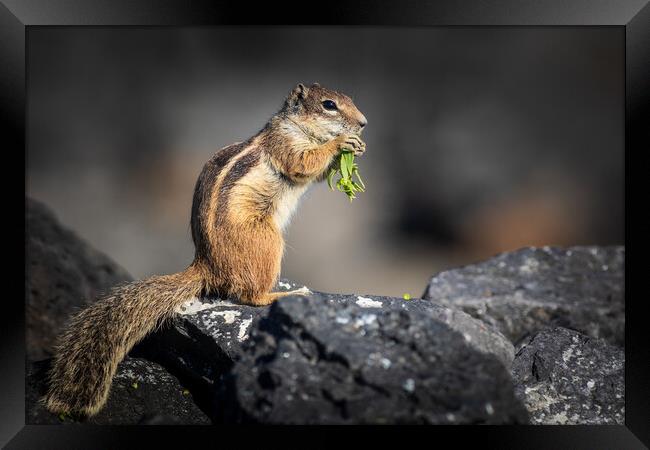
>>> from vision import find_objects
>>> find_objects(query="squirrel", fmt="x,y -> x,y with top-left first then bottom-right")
43,83 -> 368,417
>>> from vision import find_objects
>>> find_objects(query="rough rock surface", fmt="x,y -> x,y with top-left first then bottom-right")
26,357 -> 210,425
26,197 -> 133,360
213,295 -> 529,424
130,278 -> 307,415
173,278 -> 309,362
24,199 -> 624,426
511,327 -> 624,425
134,281 -> 516,421
423,246 -> 624,347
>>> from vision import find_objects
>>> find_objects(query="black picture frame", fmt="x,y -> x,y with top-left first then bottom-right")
3,0 -> 648,447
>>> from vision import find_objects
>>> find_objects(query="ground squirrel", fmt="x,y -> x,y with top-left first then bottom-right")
44,83 -> 367,417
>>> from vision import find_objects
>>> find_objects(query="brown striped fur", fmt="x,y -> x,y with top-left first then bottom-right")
44,83 -> 367,417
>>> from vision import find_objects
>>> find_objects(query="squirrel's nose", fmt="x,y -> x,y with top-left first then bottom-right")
358,115 -> 367,129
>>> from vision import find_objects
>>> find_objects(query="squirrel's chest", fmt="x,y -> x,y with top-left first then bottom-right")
234,160 -> 310,231
272,183 -> 309,232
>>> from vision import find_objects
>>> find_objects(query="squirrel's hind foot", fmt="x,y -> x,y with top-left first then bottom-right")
241,287 -> 311,306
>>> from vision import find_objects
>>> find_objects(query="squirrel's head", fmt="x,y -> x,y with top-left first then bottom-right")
281,83 -> 367,142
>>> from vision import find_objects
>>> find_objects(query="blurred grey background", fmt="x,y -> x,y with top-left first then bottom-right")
27,27 -> 623,298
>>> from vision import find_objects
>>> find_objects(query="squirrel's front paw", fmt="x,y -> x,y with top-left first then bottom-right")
337,134 -> 366,156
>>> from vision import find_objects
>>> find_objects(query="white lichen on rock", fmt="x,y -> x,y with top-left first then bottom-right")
237,317 -> 253,341
356,296 -> 382,308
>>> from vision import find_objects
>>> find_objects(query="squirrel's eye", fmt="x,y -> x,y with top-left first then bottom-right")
322,100 -> 338,111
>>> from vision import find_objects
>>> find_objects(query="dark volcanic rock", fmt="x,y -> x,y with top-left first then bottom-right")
214,295 -> 529,424
27,201 -> 621,425
26,197 -> 133,360
172,278 -> 309,362
26,357 -> 210,425
131,278 -> 306,414
134,283 -> 516,421
423,246 -> 624,347
511,327 -> 624,424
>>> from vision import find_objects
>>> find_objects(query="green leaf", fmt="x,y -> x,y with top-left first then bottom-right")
351,180 -> 365,192
327,167 -> 337,190
340,155 -> 351,179
327,144 -> 365,201
352,167 -> 365,189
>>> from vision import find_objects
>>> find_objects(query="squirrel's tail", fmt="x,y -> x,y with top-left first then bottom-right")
43,264 -> 204,417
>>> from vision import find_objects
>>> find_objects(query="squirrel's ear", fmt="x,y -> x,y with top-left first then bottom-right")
311,82 -> 320,88
288,83 -> 309,104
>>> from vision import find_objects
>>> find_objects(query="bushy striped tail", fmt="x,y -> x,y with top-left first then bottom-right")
44,265 -> 204,417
